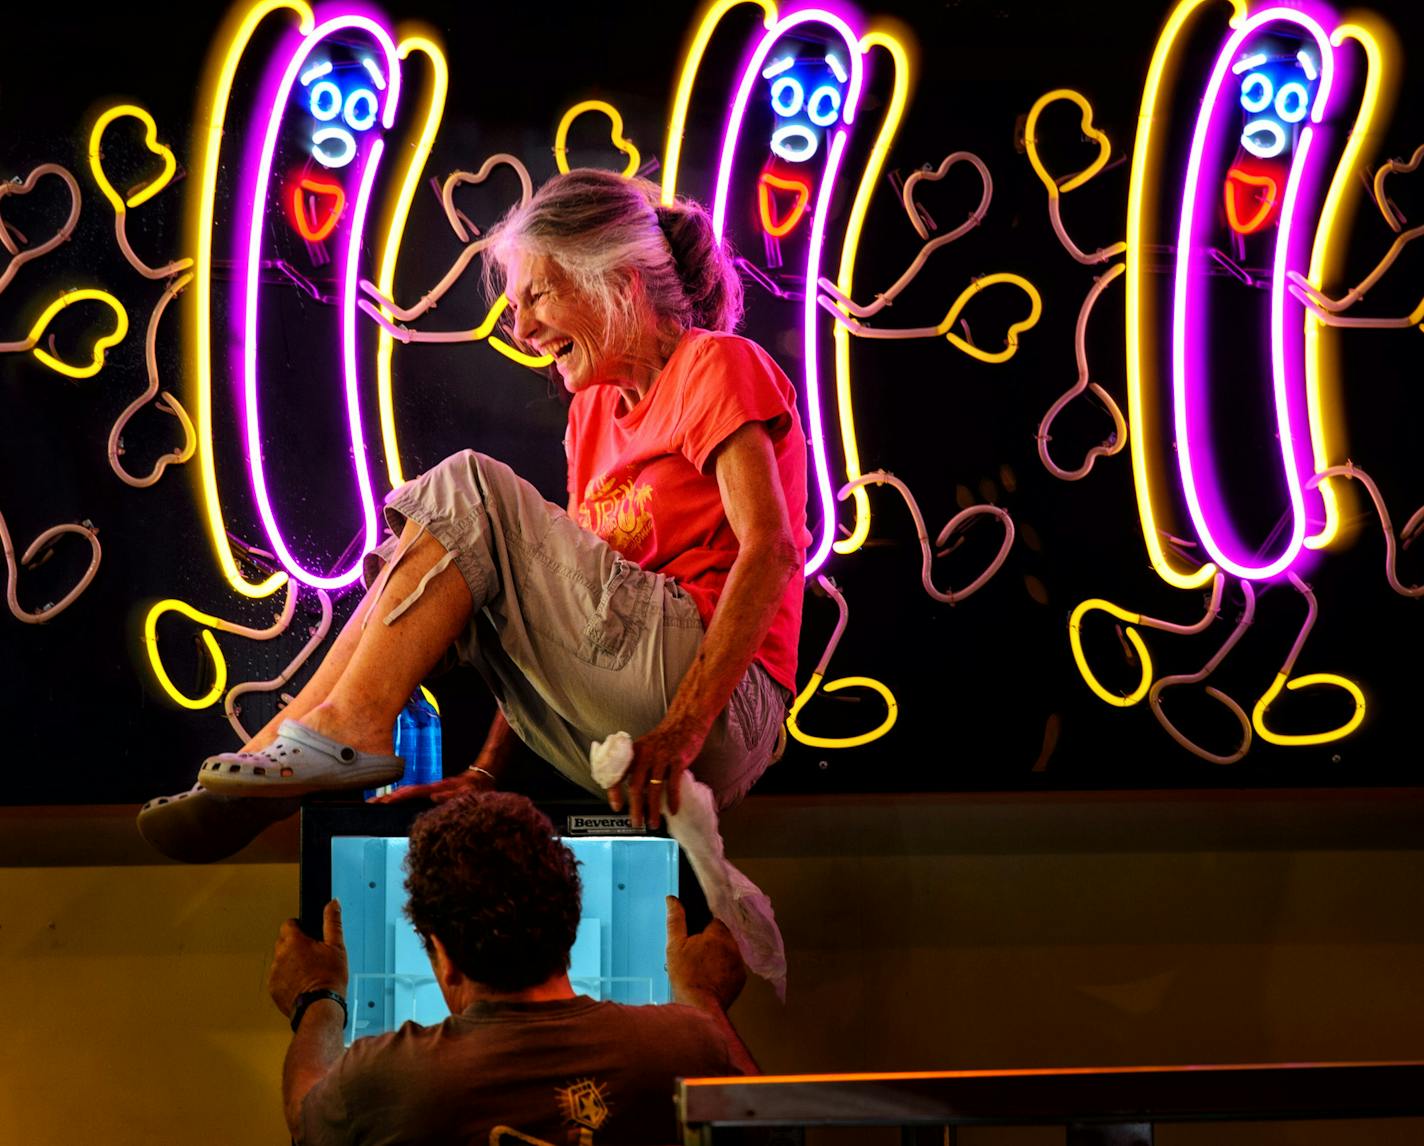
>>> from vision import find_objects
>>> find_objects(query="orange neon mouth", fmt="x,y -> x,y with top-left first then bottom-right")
1223,166 -> 1279,235
757,171 -> 811,238
291,176 -> 346,242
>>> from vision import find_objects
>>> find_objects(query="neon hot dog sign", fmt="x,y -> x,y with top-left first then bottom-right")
1069,0 -> 1386,759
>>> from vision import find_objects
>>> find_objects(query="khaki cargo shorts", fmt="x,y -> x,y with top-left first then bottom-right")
363,450 -> 787,809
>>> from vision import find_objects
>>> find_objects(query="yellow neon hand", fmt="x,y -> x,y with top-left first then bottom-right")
24,290 -> 129,379
143,588 -> 298,710
89,104 -> 180,211
786,672 -> 899,750
555,100 -> 641,179
937,274 -> 1043,364
1251,671 -> 1365,746
1024,89 -> 1112,197
1068,597 -> 1153,707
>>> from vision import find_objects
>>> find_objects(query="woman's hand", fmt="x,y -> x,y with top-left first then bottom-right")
371,710 -> 511,804
609,718 -> 703,830
368,767 -> 496,804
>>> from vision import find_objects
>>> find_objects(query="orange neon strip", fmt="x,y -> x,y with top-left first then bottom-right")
291,177 -> 345,242
757,171 -> 810,237
1223,167 -> 1278,235
683,1060 -> 1418,1086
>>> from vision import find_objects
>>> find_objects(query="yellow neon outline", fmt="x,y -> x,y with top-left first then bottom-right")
489,336 -> 555,368
936,274 -> 1042,364
831,28 -> 910,557
786,672 -> 899,749
1302,21 -> 1387,550
469,296 -> 555,368
1251,670 -> 1365,746
467,294 -> 510,340
26,289 -> 129,379
190,0 -> 312,600
554,101 -> 641,179
1068,598 -> 1153,707
89,104 -> 180,211
1124,0 -> 1243,590
1024,89 -> 1112,197
375,31 -> 449,488
661,0 -> 778,205
143,601 -> 230,710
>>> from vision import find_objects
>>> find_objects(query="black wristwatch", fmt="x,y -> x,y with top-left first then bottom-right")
290,988 -> 348,1033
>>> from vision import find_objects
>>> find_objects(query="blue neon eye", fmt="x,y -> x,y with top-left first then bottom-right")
806,84 -> 841,127
1275,81 -> 1308,124
1239,72 -> 1273,114
310,80 -> 342,121
312,126 -> 357,168
343,88 -> 378,131
771,76 -> 804,118
771,124 -> 818,163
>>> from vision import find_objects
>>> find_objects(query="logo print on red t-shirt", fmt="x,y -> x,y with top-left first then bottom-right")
578,470 -> 654,556
557,1077 -> 611,1137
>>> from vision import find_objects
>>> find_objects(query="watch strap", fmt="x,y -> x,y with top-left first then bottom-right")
290,988 -> 348,1033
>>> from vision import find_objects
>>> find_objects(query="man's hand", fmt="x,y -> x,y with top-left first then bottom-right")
665,896 -> 746,1011
268,900 -> 349,1018
609,720 -> 704,830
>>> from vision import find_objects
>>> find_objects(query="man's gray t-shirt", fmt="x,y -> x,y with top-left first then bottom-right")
298,996 -> 738,1145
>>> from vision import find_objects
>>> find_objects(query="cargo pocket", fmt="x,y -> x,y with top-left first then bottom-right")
578,558 -> 653,671
725,664 -> 786,755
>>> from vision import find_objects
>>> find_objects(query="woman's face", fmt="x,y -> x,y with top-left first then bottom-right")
504,251 -> 609,395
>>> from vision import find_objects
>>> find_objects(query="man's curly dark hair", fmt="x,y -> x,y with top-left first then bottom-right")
404,792 -> 582,991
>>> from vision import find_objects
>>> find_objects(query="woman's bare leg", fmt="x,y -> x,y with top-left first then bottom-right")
237,586 -> 381,753
281,520 -> 472,755
235,520 -> 470,756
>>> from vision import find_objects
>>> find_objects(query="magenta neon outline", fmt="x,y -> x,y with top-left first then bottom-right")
241,13 -> 401,589
711,7 -> 864,575
1171,7 -> 1335,581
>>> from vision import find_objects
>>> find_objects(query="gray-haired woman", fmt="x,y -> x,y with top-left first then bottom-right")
140,169 -> 809,861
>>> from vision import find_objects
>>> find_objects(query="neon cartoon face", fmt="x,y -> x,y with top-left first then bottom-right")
763,48 -> 849,167
1224,45 -> 1322,233
1235,45 -> 1320,160
757,49 -> 847,239
284,54 -> 384,237
299,54 -> 386,169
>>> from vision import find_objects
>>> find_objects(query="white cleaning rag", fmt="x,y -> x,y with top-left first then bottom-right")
590,732 -> 787,1000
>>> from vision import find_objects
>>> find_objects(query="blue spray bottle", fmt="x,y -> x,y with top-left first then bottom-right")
367,690 -> 442,798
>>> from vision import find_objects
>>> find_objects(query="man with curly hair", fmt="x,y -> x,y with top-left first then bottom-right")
267,792 -> 755,1144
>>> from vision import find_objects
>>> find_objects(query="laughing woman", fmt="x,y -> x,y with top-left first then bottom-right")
139,168 -> 808,861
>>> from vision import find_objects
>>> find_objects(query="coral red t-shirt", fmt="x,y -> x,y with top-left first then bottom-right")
565,329 -> 808,693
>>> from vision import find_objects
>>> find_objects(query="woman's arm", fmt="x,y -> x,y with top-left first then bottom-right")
611,420 -> 800,829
